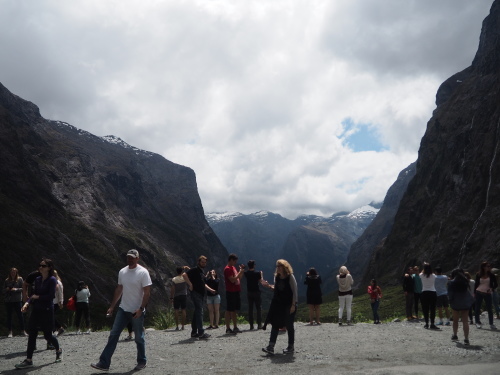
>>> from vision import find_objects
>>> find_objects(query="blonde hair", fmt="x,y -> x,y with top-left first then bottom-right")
339,266 -> 349,275
275,259 -> 293,277
53,270 -> 61,281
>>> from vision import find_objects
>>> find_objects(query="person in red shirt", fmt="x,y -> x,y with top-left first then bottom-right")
224,254 -> 245,334
367,279 -> 382,324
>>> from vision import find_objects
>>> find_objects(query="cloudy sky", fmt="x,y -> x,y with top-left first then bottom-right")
0,0 -> 493,218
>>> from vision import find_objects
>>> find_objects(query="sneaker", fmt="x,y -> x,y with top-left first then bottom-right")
283,346 -> 295,354
91,362 -> 109,371
47,343 -> 55,350
424,324 -> 429,329
55,349 -> 63,362
134,362 -> 147,371
198,333 -> 211,340
15,359 -> 34,369
233,327 -> 242,334
476,323 -> 482,329
57,328 -> 65,336
445,321 -> 451,326
125,335 -> 134,340
436,321 -> 443,326
190,333 -> 199,338
464,339 -> 470,345
226,328 -> 236,334
430,325 -> 441,330
346,321 -> 353,326
85,329 -> 91,334
76,330 -> 82,335
490,324 -> 497,330
206,326 -> 213,330
262,345 -> 274,355
23,331 -> 28,337
338,322 -> 343,326
451,334 -> 458,341
175,327 -> 180,331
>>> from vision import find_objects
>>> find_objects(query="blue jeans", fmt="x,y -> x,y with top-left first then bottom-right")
475,292 -> 493,325
371,300 -> 380,322
191,291 -> 205,335
99,307 -> 145,368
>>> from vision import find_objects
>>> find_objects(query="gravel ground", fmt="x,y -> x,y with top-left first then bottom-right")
1,316 -> 499,375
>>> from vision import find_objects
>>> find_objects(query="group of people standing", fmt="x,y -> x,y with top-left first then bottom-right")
4,262 -> 92,368
402,261 -> 499,345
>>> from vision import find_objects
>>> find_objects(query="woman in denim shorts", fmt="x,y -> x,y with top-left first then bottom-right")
205,270 -> 220,329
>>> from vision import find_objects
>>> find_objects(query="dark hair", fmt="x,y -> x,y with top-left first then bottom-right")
42,258 -> 55,277
308,267 -> 318,276
77,281 -> 86,291
450,268 -> 468,292
435,266 -> 442,274
370,279 -> 377,286
228,253 -> 238,261
422,262 -> 432,278
248,260 -> 255,269
479,261 -> 490,277
176,267 -> 183,275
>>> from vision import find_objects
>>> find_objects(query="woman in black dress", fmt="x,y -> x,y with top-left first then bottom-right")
304,267 -> 322,325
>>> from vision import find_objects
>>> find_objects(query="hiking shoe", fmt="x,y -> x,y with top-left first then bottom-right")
338,322 -> 343,326
451,335 -> 458,341
198,333 -> 211,340
190,333 -> 199,338
262,346 -> 274,355
424,324 -> 429,329
125,335 -> 134,340
464,339 -> 470,346
430,324 -> 441,330
226,328 -> 236,334
283,346 -> 295,354
57,328 -> 65,336
15,359 -> 34,369
91,362 -> 109,371
55,349 -> 63,362
134,362 -> 147,371
233,327 -> 242,334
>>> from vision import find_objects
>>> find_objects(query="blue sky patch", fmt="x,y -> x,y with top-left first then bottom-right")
340,118 -> 387,152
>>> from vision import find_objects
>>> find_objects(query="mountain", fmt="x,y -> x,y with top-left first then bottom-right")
346,162 -> 416,285
206,205 -> 380,295
0,82 -> 228,307
367,0 -> 500,283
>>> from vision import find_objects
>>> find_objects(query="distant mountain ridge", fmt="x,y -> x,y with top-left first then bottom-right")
206,204 -> 380,295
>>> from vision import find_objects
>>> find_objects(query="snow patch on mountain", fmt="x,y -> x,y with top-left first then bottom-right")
206,211 -> 244,223
347,205 -> 380,220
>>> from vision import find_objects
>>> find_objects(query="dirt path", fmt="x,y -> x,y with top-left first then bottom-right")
1,318 -> 499,374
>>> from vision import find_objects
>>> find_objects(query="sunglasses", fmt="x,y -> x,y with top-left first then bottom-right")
39,264 -> 48,268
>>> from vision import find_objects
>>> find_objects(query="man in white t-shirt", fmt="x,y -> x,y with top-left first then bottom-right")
91,249 -> 152,372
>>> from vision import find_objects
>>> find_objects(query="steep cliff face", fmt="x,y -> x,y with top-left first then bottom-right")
0,82 -> 227,304
369,0 -> 500,282
346,162 -> 416,285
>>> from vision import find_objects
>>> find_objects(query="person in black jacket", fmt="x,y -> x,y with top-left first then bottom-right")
402,267 -> 414,321
448,268 -> 474,345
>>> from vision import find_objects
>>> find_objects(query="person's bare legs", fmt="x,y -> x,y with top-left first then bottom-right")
315,305 -> 321,324
308,305 -> 314,324
181,309 -> 186,329
461,310 -> 469,340
214,304 -> 220,327
174,309 -> 180,329
207,304 -> 214,327
452,310 -> 459,336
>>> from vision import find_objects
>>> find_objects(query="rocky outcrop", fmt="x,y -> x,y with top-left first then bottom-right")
346,162 -> 416,286
368,0 -> 500,283
0,82 -> 228,305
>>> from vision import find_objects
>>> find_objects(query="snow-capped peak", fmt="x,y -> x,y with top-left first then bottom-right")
205,212 -> 243,224
347,205 -> 380,219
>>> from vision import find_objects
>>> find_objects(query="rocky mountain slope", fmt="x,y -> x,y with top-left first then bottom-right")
346,162 -> 416,285
368,0 -> 500,283
0,82 -> 228,307
206,205 -> 380,295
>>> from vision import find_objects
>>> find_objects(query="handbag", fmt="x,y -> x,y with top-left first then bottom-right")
66,295 -> 77,311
